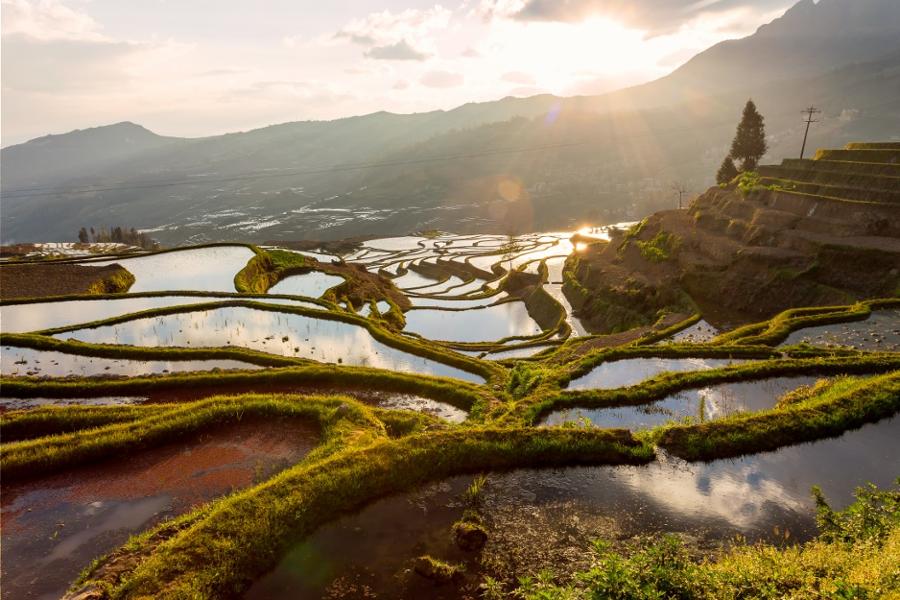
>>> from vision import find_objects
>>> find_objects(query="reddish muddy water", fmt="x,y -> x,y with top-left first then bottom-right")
1,418 -> 319,600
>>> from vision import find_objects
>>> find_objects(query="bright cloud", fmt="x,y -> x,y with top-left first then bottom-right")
1,0 -> 793,146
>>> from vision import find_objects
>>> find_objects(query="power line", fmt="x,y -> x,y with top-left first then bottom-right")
799,106 -> 821,159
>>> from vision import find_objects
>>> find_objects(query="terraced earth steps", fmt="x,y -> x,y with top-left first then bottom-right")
566,141 -> 900,329
755,142 -> 900,206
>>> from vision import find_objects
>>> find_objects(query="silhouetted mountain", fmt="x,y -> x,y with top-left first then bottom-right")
611,0 -> 900,109
2,0 -> 898,244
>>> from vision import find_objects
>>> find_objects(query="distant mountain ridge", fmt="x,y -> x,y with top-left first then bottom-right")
2,0 -> 899,244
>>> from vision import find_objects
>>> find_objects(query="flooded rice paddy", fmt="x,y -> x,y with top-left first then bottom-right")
1,396 -> 144,412
85,245 -> 255,292
247,415 -> 900,599
2,228 -> 897,599
544,376 -> 820,429
404,302 -> 541,343
1,418 -> 319,600
267,272 -> 345,297
52,306 -> 484,382
567,357 -> 750,390
0,295 -> 323,334
1,346 -> 261,378
780,309 -> 900,350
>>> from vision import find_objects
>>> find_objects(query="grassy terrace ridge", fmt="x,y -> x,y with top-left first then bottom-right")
11,297 -> 500,382
0,288 -> 335,309
0,394 -> 388,481
2,235 -> 899,598
66,415 -> 650,599
525,353 -> 900,424
506,481 -> 900,599
713,298 -> 900,346
654,372 -> 900,460
0,404 -> 159,442
0,364 -> 492,418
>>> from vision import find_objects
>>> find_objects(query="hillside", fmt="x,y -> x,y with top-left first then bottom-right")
564,142 -> 900,332
1,0 -> 899,245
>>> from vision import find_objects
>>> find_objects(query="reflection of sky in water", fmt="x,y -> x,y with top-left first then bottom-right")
362,237 -> 427,252
544,376 -> 819,429
268,272 -> 344,298
545,283 -> 589,337
408,293 -> 507,309
248,417 -> 900,600
86,246 -> 255,292
1,296 -> 322,334
54,307 -> 483,382
568,357 -> 750,390
670,319 -> 720,343
780,310 -> 900,351
486,344 -> 554,360
1,346 -> 259,377
492,416 -> 900,541
408,276 -> 464,295
376,394 -> 467,424
1,396 -> 144,410
391,271 -> 439,289
404,302 -> 542,343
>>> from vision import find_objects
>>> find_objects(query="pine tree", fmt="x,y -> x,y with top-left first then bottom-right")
716,156 -> 739,184
77,227 -> 89,243
730,100 -> 768,171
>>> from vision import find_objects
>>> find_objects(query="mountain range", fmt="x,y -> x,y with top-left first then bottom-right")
2,0 -> 899,245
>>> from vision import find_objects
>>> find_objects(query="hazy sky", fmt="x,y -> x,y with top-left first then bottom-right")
1,0 -> 793,146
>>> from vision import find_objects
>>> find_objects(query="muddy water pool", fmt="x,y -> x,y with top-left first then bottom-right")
1,418 -> 319,600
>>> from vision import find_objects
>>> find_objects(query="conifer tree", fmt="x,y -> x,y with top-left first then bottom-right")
716,156 -> 739,184
730,100 -> 768,171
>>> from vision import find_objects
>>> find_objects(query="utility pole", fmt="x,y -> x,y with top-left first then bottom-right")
672,182 -> 688,210
799,106 -> 821,159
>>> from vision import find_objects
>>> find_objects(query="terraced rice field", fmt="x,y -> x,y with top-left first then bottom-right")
1,232 -> 898,600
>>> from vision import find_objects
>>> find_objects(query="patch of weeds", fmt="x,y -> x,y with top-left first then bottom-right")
636,231 -> 679,263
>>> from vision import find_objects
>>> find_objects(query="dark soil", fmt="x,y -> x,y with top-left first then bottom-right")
0,263 -> 132,299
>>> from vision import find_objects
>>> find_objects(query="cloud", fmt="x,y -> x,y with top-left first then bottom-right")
1,0 -> 105,41
335,6 -> 452,49
501,71 -> 535,84
420,70 -> 464,88
364,39 -> 428,61
478,0 -> 790,35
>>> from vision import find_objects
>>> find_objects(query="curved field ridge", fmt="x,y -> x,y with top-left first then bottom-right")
0,235 -> 898,599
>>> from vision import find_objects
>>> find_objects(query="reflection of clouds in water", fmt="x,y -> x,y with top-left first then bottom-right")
491,418 -> 899,541
56,308 -> 482,382
569,357 -> 749,390
268,273 -> 344,297
615,456 -> 809,531
404,301 -> 541,343
0,346 -> 256,377
88,246 -> 255,292
1,296 -> 230,333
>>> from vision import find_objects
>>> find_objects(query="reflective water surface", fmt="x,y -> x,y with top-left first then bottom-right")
53,307 -> 484,382
568,357 -> 750,390
404,302 -> 542,343
86,245 -> 255,292
1,346 -> 260,378
780,310 -> 900,350
2,419 -> 319,600
267,272 -> 345,298
247,416 -> 899,600
544,376 -> 820,429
